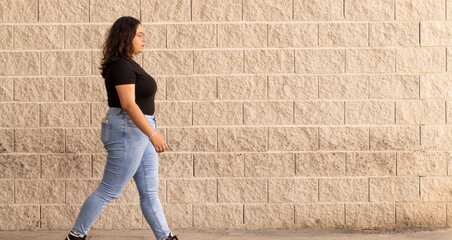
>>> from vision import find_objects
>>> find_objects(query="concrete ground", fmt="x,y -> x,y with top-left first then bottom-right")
1,228 -> 452,240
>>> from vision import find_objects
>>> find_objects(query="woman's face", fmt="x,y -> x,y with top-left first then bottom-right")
132,24 -> 146,58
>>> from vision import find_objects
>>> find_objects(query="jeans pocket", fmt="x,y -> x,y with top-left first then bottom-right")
100,117 -> 110,144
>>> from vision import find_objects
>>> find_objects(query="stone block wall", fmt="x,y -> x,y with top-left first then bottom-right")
1,0 -> 452,231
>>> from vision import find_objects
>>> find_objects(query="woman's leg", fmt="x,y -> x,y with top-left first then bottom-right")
71,114 -> 149,236
133,142 -> 172,240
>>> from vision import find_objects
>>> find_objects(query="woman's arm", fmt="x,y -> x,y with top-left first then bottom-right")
116,84 -> 168,153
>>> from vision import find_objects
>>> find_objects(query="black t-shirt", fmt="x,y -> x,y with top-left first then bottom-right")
102,57 -> 157,115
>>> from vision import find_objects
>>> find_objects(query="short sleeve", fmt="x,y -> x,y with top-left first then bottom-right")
110,59 -> 136,85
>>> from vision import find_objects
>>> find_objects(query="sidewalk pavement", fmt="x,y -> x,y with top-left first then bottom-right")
1,228 -> 452,240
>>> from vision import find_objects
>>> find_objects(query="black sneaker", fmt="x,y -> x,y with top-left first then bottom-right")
64,230 -> 87,240
164,232 -> 179,240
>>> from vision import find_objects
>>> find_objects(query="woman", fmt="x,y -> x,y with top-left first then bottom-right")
64,16 -> 178,240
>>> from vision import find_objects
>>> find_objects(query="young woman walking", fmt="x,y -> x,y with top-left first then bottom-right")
64,16 -> 178,240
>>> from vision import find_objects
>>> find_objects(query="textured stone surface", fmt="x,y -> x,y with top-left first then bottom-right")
92,153 -> 107,178
194,153 -> 244,177
295,49 -> 345,74
370,22 -> 419,46
161,204 -> 192,229
155,102 -> 192,126
0,103 -> 38,127
159,153 -> 193,178
269,127 -> 318,151
398,152 -> 448,176
245,50 -> 294,74
0,129 -> 14,153
15,25 -> 63,50
66,128 -> 104,153
319,75 -> 368,99
0,180 -> 13,204
166,76 -> 216,100
244,101 -> 292,125
14,77 -> 64,102
42,51 -> 91,76
0,205 -> 40,231
219,24 -> 266,48
294,0 -> 343,20
345,101 -> 394,124
41,205 -> 80,230
396,100 -> 445,124
0,78 -> 13,101
141,24 -> 167,49
420,22 -> 452,46
319,23 -> 368,47
244,204 -> 294,229
142,0 -> 191,22
15,180 -> 65,204
168,24 -> 216,48
396,203 -> 446,227
396,48 -> 446,73
369,126 -> 420,151
243,0 -> 292,21
347,49 -> 395,73
268,75 -> 318,100
346,203 -> 395,229
319,127 -> 369,151
193,0 -> 242,21
65,77 -> 106,102
0,52 -> 40,76
0,154 -> 40,179
0,29 -> 11,47
41,154 -> 91,179
346,152 -> 396,176
193,204 -> 243,229
39,0 -> 89,22
90,0 -> 140,22
167,179 -> 217,203
193,101 -> 242,126
269,178 -> 317,203
66,179 -> 100,203
421,126 -> 452,150
369,75 -> 419,99
268,23 -> 317,47
296,153 -> 346,177
245,153 -> 294,177
420,73 -> 452,98
319,178 -> 368,202
195,50 -> 243,74
294,101 -> 344,124
65,25 -> 109,49
15,129 -> 65,153
1,0 -> 37,23
41,103 -> 90,127
295,203 -> 345,228
219,127 -> 267,152
144,50 -> 193,75
218,179 -> 267,203
345,0 -> 394,20
370,177 -> 419,202
420,177 -> 452,201
396,0 -> 445,20
167,128 -> 217,152
218,76 -> 267,100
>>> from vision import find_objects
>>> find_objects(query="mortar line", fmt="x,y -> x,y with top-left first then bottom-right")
37,0 -> 39,22
292,101 -> 295,124
293,153 -> 296,175
192,204 -> 194,227
266,179 -> 269,202
394,0 -> 396,20
216,179 -> 219,203
40,205 -> 42,228
266,76 -> 269,99
38,104 -> 41,127
91,154 -> 94,178
216,24 -> 218,48
418,75 -> 421,98
242,0 -> 244,21
293,205 -> 295,224
139,0 -> 141,21
344,153 -> 347,175
216,128 -> 219,152
419,22 -> 421,46
243,205 -> 245,224
13,180 -> 15,203
88,0 -> 91,22
344,204 -> 346,226
317,76 -> 320,99
192,154 -> 195,177
317,179 -> 320,202
446,0 -> 448,20
292,0 -> 294,20
368,178 -> 370,202
40,155 -> 42,178
190,0 -> 192,21
368,127 -> 371,150
343,0 -> 345,18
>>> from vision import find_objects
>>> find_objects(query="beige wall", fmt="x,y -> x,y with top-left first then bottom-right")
1,0 -> 452,231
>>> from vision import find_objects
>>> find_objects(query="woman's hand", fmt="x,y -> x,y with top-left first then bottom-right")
149,133 -> 168,153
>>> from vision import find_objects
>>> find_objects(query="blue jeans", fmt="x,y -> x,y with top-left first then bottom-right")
72,107 -> 172,240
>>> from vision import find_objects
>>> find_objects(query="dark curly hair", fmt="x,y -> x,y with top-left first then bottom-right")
100,16 -> 141,75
